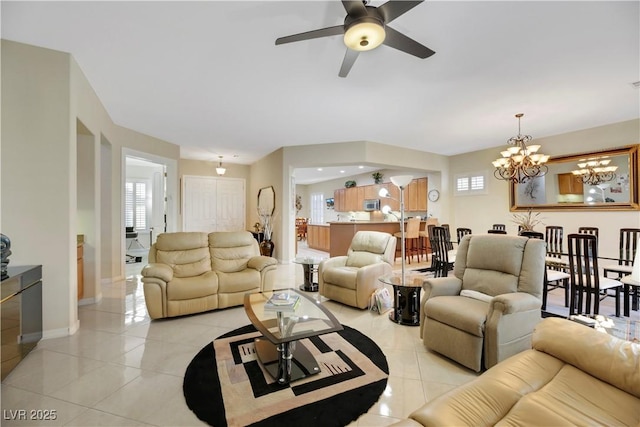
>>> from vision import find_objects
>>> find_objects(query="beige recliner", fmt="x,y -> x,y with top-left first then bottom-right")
318,231 -> 396,309
142,231 -> 277,319
421,234 -> 545,371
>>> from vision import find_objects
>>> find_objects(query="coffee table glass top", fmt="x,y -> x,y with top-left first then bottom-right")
244,289 -> 342,344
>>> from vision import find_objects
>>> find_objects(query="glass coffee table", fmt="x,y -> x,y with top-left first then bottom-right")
244,289 -> 342,384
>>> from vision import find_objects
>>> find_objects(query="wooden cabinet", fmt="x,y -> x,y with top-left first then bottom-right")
307,225 -> 330,252
558,173 -> 584,195
406,177 -> 428,211
334,177 -> 428,212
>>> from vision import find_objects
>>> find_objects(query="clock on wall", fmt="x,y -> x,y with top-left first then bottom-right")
428,189 -> 440,202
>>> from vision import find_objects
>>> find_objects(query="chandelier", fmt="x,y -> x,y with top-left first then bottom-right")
492,113 -> 550,183
571,158 -> 617,185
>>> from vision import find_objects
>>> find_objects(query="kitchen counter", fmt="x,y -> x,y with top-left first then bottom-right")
329,220 -> 437,257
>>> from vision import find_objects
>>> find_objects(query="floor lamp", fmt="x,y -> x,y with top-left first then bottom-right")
379,175 -> 413,284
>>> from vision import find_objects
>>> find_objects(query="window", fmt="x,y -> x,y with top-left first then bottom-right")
310,192 -> 324,224
125,180 -> 150,229
455,171 -> 488,196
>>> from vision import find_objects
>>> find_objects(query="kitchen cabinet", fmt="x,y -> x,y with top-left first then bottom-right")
333,188 -> 346,212
558,173 -> 584,195
407,177 -> 428,211
307,224 -> 330,252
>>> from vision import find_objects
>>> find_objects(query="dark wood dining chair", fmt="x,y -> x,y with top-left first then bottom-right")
441,224 -> 454,251
603,228 -> 640,314
492,224 -> 506,231
429,226 -> 454,278
456,227 -> 472,244
567,233 -> 622,317
487,229 -> 507,235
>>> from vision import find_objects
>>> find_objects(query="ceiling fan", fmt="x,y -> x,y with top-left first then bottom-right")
275,0 -> 435,78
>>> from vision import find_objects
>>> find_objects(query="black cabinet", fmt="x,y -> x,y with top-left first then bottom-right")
1,265 -> 42,380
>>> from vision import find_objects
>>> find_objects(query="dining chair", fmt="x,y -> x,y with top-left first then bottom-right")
492,224 -> 506,231
441,224 -> 454,251
603,228 -> 640,314
521,230 -> 571,311
429,226 -> 454,278
456,228 -> 472,244
487,229 -> 507,235
544,225 -> 570,308
567,233 -> 622,317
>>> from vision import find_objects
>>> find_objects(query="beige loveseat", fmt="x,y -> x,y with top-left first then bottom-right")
141,231 -> 277,319
395,317 -> 640,426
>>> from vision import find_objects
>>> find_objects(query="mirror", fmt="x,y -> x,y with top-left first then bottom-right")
510,145 -> 639,211
257,186 -> 276,215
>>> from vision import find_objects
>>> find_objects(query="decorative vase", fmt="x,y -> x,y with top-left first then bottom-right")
259,240 -> 274,257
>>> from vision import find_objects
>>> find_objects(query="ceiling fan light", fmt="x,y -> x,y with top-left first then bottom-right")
344,21 -> 385,51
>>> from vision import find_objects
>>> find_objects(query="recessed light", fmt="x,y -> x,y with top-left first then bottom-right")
358,166 -> 364,169
340,170 -> 345,173
317,168 -> 323,171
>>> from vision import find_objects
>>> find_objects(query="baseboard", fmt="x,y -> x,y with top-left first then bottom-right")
42,319 -> 80,340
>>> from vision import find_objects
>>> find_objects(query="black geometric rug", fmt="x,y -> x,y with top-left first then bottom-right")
183,324 -> 389,427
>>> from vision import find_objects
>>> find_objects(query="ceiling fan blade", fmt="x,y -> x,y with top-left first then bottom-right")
378,0 -> 423,24
276,25 -> 344,45
339,49 -> 360,78
342,0 -> 368,19
382,26 -> 435,58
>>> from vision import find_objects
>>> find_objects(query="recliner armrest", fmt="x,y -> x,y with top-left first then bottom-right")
141,263 -> 173,283
247,256 -> 278,272
490,292 -> 540,314
421,276 -> 462,300
320,256 -> 348,270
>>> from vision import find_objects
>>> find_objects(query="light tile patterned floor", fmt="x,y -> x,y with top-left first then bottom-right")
1,241 -> 636,426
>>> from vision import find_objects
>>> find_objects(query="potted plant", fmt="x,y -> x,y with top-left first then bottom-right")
511,209 -> 544,231
345,180 -> 356,188
372,172 -> 384,184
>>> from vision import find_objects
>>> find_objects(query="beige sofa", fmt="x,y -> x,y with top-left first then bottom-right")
141,231 -> 277,319
394,317 -> 640,426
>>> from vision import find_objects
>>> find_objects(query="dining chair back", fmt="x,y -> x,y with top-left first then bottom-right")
545,226 -> 564,259
429,226 -> 453,278
441,224 -> 454,251
567,233 -> 621,317
519,231 -> 544,239
577,226 -> 599,239
456,228 -> 472,244
487,229 -> 507,235
492,224 -> 506,231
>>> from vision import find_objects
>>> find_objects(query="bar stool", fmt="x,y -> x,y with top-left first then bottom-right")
395,218 -> 422,264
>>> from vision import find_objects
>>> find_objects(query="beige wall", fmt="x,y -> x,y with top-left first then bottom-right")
449,119 -> 640,258
2,40 -> 180,338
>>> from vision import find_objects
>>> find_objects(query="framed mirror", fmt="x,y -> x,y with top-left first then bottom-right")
510,145 -> 639,211
257,186 -> 276,215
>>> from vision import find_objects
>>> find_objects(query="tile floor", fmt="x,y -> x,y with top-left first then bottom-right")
1,242 -> 636,426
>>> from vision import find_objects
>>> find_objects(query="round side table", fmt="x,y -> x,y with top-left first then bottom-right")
293,257 -> 324,292
379,274 -> 424,326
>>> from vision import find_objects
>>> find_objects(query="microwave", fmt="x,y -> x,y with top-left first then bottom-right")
363,199 -> 380,211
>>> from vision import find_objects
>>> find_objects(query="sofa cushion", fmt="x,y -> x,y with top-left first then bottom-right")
497,364 -> 640,427
425,296 -> 488,337
346,231 -> 392,268
154,232 -> 212,278
217,269 -> 261,293
166,271 -> 218,301
533,317 -> 640,398
323,266 -> 359,290
209,231 -> 259,273
155,232 -> 209,251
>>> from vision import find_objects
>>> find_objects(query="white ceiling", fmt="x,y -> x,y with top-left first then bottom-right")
2,1 -> 639,183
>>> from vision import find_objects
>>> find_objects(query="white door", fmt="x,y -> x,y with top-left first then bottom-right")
150,169 -> 166,243
216,179 -> 245,231
182,176 -> 245,232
